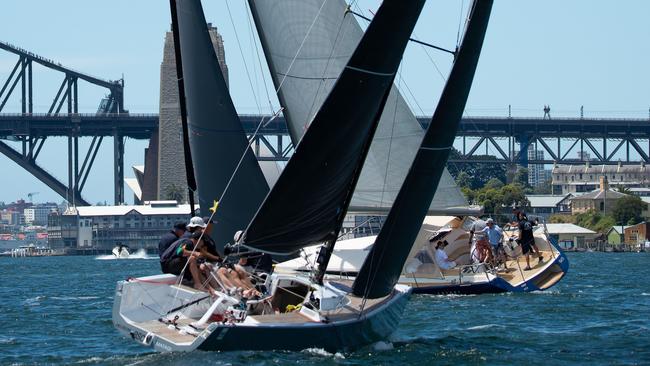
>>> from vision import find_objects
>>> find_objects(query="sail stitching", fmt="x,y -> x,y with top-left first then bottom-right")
420,146 -> 452,151
344,65 -> 395,77
274,0 -> 330,96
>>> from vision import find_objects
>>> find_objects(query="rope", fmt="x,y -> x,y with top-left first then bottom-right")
163,108 -> 284,314
225,0 -> 263,114
244,1 -> 275,113
378,67 -> 402,207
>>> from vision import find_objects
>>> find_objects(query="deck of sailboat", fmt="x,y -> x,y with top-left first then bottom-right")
130,280 -> 395,343
497,250 -> 559,285
135,318 -> 197,345
402,249 -> 562,288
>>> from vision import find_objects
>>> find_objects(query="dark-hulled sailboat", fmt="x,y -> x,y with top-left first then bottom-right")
113,0 -> 430,352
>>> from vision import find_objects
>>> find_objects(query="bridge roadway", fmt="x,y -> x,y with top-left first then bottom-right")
1,113 -> 648,140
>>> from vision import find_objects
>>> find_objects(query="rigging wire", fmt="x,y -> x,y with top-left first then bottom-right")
225,0 -> 264,114
305,0 -> 352,128
165,108 -> 284,314
244,1 -> 276,113
378,65 -> 402,208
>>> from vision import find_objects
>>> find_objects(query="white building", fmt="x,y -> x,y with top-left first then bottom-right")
48,201 -> 192,253
23,203 -> 58,225
552,161 -> 650,195
536,223 -> 597,250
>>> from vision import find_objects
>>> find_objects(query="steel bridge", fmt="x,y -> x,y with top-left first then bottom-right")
0,40 -> 126,206
2,41 -> 649,206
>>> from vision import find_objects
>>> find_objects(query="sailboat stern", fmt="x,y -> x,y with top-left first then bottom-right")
112,274 -> 214,352
197,282 -> 411,352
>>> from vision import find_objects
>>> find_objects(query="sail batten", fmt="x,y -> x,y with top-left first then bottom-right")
352,0 -> 494,299
172,0 -> 269,250
241,0 -> 425,254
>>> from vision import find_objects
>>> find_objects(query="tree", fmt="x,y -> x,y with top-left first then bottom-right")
533,180 -> 552,195
447,149 -> 507,190
614,185 -> 632,195
165,184 -> 185,203
455,171 -> 472,189
513,167 -> 530,188
612,195 -> 646,226
485,178 -> 504,190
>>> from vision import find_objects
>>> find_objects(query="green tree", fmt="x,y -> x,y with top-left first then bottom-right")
165,184 -> 185,203
455,171 -> 472,189
533,180 -> 552,194
447,149 -> 507,190
612,195 -> 646,226
485,178 -> 504,190
513,167 -> 530,188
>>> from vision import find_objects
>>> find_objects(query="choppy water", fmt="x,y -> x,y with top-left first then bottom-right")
1,253 -> 649,365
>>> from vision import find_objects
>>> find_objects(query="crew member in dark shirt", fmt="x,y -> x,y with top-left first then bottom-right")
158,221 -> 187,261
517,212 -> 543,270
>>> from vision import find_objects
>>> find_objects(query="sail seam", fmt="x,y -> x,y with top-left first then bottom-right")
345,65 -> 395,77
420,146 -> 452,151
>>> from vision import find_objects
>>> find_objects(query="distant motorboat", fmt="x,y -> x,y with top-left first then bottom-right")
112,245 -> 130,259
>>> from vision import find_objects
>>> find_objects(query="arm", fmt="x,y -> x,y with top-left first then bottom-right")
200,246 -> 221,262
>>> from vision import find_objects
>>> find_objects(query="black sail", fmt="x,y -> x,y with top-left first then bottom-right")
352,0 -> 494,298
241,0 -> 425,254
171,0 -> 269,248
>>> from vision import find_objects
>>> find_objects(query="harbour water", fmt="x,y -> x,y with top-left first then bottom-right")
1,252 -> 648,365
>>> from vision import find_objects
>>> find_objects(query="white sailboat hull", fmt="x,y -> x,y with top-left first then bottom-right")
276,216 -> 569,294
112,273 -> 411,352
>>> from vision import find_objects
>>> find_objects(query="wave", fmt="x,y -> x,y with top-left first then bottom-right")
466,324 -> 504,330
372,341 -> 394,351
96,249 -> 155,260
23,295 -> 46,306
51,296 -> 100,301
302,348 -> 345,359
0,336 -> 16,345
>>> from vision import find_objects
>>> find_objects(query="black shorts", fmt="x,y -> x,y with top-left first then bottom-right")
521,239 -> 534,255
161,257 -> 192,280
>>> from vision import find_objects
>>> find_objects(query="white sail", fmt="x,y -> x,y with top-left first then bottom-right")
249,0 -> 468,212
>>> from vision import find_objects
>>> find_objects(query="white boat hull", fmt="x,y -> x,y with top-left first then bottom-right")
112,273 -> 411,352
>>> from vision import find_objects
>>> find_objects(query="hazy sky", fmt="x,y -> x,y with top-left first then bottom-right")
0,0 -> 649,204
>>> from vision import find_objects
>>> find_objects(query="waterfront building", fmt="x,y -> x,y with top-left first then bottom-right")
526,194 -> 573,219
47,201 -> 192,254
569,177 -> 628,215
537,223 -> 597,250
606,225 -> 632,245
552,161 -> 649,195
623,222 -> 650,247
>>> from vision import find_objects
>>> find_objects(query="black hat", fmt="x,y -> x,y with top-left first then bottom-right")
173,221 -> 187,231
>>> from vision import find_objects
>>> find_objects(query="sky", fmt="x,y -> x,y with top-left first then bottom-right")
0,0 -> 649,205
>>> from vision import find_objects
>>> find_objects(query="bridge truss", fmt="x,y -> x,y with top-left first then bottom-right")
0,40 -> 126,205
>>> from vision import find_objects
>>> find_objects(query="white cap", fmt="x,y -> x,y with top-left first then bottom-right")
486,218 -> 494,224
233,230 -> 243,243
187,216 -> 206,229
